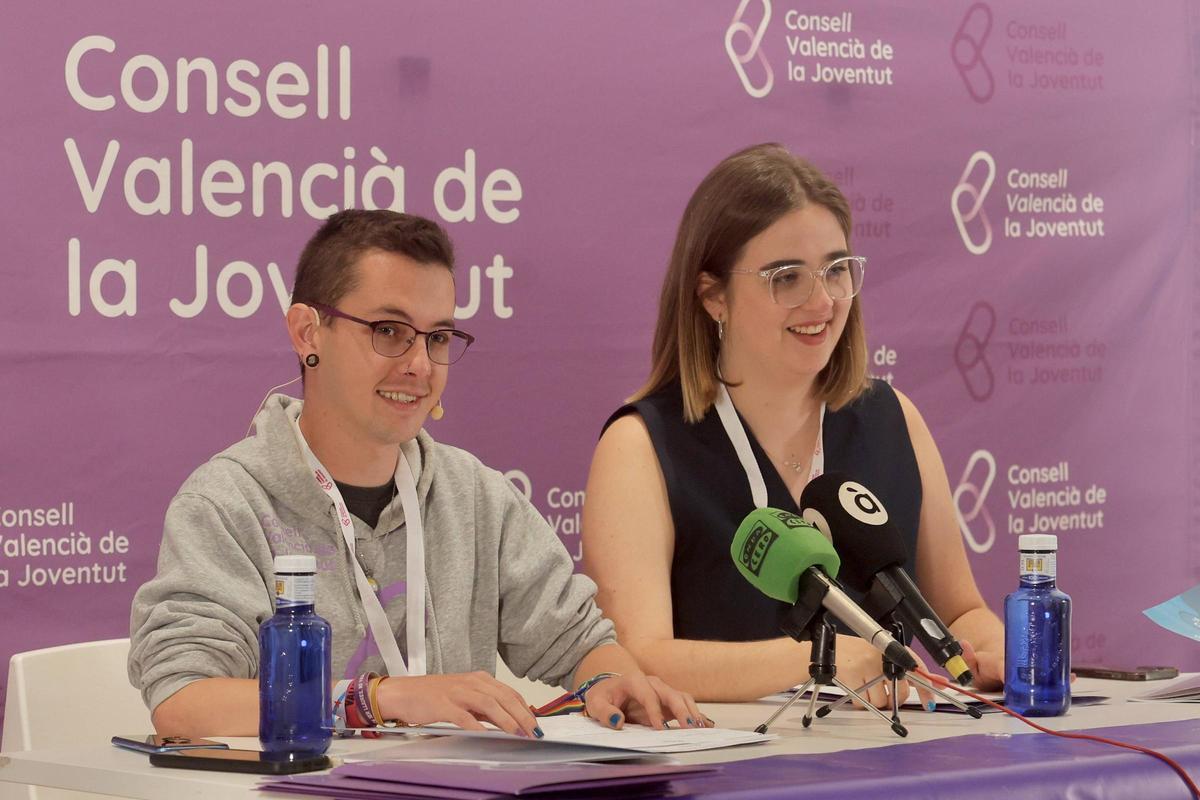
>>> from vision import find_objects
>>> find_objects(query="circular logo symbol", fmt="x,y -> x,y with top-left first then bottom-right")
838,481 -> 889,526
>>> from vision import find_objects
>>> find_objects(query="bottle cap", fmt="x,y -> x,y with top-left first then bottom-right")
1018,534 -> 1057,551
274,554 -> 317,574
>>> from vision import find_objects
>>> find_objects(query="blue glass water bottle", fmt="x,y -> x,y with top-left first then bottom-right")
259,554 -> 332,754
1004,534 -> 1071,716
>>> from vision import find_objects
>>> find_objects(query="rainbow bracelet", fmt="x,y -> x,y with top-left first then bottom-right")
532,672 -> 621,717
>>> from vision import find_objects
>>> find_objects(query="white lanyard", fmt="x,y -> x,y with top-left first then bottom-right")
292,417 -> 426,677
714,383 -> 825,509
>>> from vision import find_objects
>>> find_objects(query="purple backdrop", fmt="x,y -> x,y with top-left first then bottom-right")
1,0 -> 1197,726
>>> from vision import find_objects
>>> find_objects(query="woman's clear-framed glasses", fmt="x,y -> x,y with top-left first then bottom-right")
729,256 -> 866,308
311,303 -> 475,365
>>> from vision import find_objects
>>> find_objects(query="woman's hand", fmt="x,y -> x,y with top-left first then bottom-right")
834,635 -> 935,711
376,672 -> 542,738
961,639 -> 1004,691
582,673 -> 710,730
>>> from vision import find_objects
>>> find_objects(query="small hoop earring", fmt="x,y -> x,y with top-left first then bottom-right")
304,353 -> 320,368
429,401 -> 445,421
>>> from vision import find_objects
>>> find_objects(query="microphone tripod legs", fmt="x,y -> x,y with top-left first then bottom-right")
815,620 -> 984,724
815,669 -> 980,721
754,613 -> 906,737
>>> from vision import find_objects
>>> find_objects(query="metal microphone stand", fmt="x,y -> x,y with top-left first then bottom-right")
815,620 -> 983,724
754,608 -> 907,737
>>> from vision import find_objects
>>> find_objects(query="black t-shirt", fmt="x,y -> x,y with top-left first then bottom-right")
604,379 -> 922,642
335,480 -> 395,530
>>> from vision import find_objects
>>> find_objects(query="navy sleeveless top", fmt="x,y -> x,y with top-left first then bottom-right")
604,379 -> 922,642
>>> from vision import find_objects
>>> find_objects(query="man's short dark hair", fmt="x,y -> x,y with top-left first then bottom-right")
292,209 -> 455,312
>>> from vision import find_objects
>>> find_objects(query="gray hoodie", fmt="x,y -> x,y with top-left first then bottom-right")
128,394 -> 615,712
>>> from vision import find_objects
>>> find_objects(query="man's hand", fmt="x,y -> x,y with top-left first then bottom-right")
376,672 -> 542,738
581,673 -> 709,730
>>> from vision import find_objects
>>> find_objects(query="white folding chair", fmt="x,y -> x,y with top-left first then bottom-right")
2,638 -> 151,800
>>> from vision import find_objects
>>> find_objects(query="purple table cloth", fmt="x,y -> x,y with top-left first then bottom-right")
670,718 -> 1200,799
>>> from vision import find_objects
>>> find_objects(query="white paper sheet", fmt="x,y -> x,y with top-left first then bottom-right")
367,714 -> 776,753
1131,673 -> 1200,702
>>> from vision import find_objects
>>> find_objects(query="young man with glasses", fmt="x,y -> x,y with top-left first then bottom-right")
129,209 -> 704,738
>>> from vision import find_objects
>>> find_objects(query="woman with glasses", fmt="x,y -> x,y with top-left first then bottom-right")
129,209 -> 703,738
581,144 -> 1004,707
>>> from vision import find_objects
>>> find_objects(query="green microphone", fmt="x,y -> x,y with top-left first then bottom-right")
731,507 -> 842,602
731,507 -> 917,671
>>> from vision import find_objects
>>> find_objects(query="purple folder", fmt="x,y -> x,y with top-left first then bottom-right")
260,773 -> 492,800
260,760 -> 717,799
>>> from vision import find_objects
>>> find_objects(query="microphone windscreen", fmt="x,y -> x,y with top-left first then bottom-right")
799,472 -> 909,592
730,507 -> 841,604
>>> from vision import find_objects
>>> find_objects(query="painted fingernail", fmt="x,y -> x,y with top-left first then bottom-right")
687,717 -> 695,727
533,726 -> 545,739
926,701 -> 937,712
609,713 -> 622,727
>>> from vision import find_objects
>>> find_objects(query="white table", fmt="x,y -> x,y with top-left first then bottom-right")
1,678 -> 1197,799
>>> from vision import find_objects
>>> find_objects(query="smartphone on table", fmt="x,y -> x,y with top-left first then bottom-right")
148,748 -> 331,775
1073,665 -> 1179,681
111,735 -> 229,754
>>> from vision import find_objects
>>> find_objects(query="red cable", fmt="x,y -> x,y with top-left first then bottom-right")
913,669 -> 1199,799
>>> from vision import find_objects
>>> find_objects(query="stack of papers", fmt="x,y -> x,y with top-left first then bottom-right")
261,761 -> 717,799
348,736 -> 656,766
1132,674 -> 1200,702
368,714 -> 775,753
771,684 -> 1109,714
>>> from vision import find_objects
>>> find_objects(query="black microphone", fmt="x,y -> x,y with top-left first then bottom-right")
800,473 -> 974,686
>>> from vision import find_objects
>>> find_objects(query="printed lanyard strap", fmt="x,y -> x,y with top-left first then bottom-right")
293,417 -> 427,677
714,383 -> 825,509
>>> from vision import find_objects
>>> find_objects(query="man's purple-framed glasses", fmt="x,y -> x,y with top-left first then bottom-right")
311,303 -> 475,365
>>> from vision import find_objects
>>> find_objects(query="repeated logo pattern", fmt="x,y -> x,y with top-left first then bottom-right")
951,3 -> 994,103
504,468 -> 533,501
955,300 -> 996,401
726,0 -> 773,98
951,150 -> 996,255
953,449 -> 997,554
